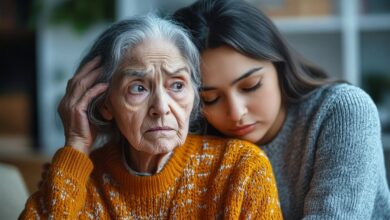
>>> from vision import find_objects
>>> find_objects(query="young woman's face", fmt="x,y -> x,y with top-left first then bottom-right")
200,46 -> 286,145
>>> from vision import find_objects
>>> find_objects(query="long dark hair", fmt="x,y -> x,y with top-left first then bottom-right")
173,0 -> 336,105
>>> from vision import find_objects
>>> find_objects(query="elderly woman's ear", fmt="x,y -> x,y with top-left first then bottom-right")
99,100 -> 113,121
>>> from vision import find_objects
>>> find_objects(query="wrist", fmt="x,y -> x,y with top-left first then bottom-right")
65,139 -> 90,155
72,145 -> 90,155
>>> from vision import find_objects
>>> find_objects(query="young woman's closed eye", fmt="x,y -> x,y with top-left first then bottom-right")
240,77 -> 263,92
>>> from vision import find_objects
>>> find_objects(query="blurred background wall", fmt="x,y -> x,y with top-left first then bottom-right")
0,0 -> 389,201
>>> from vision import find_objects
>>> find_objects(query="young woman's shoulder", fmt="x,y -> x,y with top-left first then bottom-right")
315,83 -> 375,105
306,83 -> 382,158
291,83 -> 381,153
306,83 -> 379,119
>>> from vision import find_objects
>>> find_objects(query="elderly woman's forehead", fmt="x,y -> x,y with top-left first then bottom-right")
131,38 -> 181,55
120,39 -> 188,67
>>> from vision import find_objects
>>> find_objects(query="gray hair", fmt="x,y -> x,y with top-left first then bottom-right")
77,15 -> 201,144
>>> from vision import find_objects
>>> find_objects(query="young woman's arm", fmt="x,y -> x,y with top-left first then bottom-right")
303,86 -> 385,219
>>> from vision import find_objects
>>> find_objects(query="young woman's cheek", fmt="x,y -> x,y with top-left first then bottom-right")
203,107 -> 224,128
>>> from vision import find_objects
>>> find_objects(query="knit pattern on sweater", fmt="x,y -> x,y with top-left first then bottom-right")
20,135 -> 282,219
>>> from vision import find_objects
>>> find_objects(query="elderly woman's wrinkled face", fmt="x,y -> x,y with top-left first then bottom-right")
101,38 -> 195,155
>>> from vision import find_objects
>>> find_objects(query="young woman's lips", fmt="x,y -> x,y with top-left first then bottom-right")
229,123 -> 256,136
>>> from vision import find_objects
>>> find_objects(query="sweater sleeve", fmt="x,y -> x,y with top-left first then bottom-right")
302,86 -> 384,219
224,143 -> 283,220
19,147 -> 94,219
243,149 -> 282,220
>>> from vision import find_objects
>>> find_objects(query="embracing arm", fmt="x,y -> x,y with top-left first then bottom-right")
303,86 -> 384,219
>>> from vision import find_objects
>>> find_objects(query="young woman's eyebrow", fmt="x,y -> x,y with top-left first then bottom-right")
231,67 -> 263,85
199,67 -> 263,92
200,67 -> 263,91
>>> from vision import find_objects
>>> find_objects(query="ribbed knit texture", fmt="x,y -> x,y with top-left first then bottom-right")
262,83 -> 390,219
20,135 -> 282,219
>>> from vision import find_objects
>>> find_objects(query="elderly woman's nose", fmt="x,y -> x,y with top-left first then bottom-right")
149,90 -> 170,116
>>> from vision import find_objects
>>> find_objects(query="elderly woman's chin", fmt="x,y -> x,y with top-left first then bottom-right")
127,128 -> 189,155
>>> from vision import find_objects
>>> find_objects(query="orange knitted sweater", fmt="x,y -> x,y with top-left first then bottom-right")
20,135 -> 282,219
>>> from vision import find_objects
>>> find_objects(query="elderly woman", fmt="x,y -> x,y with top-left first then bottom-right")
20,15 -> 282,219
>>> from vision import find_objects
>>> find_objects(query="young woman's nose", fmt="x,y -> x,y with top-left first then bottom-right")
226,94 -> 247,122
149,89 -> 170,117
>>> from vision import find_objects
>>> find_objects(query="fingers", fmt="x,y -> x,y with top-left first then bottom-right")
59,83 -> 109,155
68,67 -> 104,104
74,56 -> 101,79
66,57 -> 101,92
59,83 -> 108,118
56,56 -> 109,155
76,83 -> 109,112
64,56 -> 104,106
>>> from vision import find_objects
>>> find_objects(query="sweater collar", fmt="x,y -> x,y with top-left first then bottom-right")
100,135 -> 199,197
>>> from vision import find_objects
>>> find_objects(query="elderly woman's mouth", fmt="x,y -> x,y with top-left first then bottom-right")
146,126 -> 174,133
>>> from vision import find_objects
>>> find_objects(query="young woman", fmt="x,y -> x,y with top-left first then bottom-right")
173,0 -> 390,219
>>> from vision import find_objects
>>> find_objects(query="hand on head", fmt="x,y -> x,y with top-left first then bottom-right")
57,57 -> 108,154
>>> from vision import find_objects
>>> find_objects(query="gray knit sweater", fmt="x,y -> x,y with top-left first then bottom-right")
262,83 -> 390,219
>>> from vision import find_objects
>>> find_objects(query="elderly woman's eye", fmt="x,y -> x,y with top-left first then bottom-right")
171,81 -> 184,92
129,84 -> 147,94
